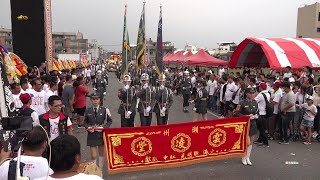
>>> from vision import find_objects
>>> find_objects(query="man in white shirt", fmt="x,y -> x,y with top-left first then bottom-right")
269,82 -> 282,140
29,78 -> 47,115
20,79 -> 29,93
45,78 -> 59,111
0,126 -> 53,180
208,75 -> 217,111
283,66 -> 292,79
35,135 -> 102,180
11,83 -> 23,109
218,65 -> 225,78
254,82 -> 270,147
39,95 -> 73,142
225,76 -> 237,117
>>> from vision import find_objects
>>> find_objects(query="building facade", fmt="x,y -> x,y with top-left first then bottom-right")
52,31 -> 88,58
130,38 -> 174,64
0,28 -> 89,59
297,2 -> 320,38
0,28 -> 13,52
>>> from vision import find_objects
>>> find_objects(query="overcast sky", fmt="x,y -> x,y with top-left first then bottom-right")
0,0 -> 318,51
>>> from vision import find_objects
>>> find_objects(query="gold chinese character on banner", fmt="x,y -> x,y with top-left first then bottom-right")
131,137 -> 153,157
176,137 -> 186,149
152,157 -> 158,162
208,128 -> 226,147
192,126 -> 198,133
171,133 -> 192,153
164,129 -> 170,136
145,156 -> 151,163
187,152 -> 193,158
193,151 -> 199,157
203,149 -> 209,155
137,141 -> 147,152
170,155 -> 176,160
181,153 -> 185,159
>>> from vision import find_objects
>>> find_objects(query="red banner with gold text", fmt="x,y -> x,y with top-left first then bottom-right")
104,116 -> 250,174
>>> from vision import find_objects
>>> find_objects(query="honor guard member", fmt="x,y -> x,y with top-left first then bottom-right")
234,87 -> 259,166
181,71 -> 192,113
154,75 -> 173,125
118,75 -> 137,127
193,79 -> 209,121
136,73 -> 156,126
84,92 -> 112,168
93,70 -> 107,105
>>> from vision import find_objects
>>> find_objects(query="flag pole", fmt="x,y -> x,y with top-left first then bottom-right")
125,4 -> 128,77
144,1 -> 146,73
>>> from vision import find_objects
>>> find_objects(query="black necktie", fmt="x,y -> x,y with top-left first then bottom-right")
94,108 -> 98,117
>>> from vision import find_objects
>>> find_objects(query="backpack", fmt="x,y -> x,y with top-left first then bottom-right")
262,93 -> 273,117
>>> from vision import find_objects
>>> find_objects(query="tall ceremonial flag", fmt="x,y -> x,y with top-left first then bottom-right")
155,5 -> 164,76
136,2 -> 146,73
121,5 -> 131,78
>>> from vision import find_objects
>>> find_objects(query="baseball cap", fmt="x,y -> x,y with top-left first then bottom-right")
19,93 -> 31,104
274,82 -> 282,88
72,75 -> 77,81
260,82 -> 267,90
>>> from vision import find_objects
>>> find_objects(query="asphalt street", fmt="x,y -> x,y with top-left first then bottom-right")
73,73 -> 320,180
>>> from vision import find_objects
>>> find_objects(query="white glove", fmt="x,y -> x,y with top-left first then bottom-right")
127,111 -> 132,115
103,92 -> 107,96
87,127 -> 94,133
124,85 -> 130,90
95,127 -> 103,132
146,106 -> 151,112
193,108 -> 197,111
93,88 -> 97,91
160,85 -> 165,90
143,83 -> 148,89
162,107 -> 166,112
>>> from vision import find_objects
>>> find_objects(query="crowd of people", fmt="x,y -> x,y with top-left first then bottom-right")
153,64 -> 320,166
116,64 -> 320,148
0,64 -> 110,179
1,61 -> 320,179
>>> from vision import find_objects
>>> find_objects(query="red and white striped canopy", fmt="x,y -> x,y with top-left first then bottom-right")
229,38 -> 320,70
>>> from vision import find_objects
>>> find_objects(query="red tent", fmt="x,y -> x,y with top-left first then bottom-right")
181,51 -> 193,64
163,53 -> 173,64
185,49 -> 228,66
229,38 -> 320,70
168,51 -> 184,64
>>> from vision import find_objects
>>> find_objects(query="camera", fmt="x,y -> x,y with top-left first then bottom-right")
1,115 -> 33,152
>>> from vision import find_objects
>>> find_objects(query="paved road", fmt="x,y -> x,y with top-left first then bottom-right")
74,74 -> 320,180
